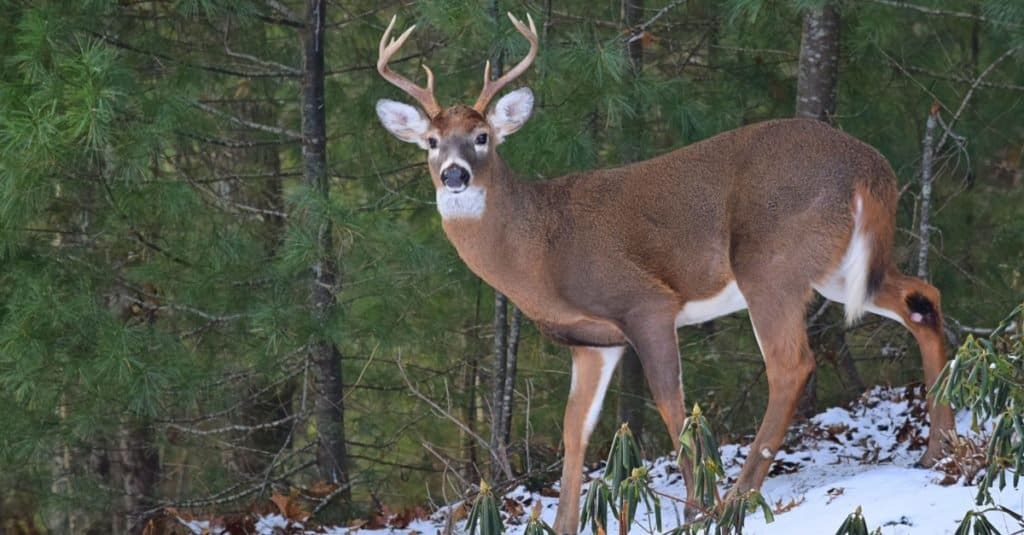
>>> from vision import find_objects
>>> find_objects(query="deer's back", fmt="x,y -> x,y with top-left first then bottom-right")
543,118 -> 898,308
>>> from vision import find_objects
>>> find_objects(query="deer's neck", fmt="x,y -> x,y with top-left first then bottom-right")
438,161 -> 544,293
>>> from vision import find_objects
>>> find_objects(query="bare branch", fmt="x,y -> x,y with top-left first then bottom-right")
862,0 -> 1023,28
165,413 -> 301,437
905,64 -> 1024,92
633,0 -> 689,38
395,354 -> 492,452
191,100 -> 302,139
223,18 -> 300,75
939,46 -> 1022,147
264,0 -> 300,23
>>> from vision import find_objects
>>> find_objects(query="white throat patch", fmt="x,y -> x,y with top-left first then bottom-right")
436,185 -> 487,219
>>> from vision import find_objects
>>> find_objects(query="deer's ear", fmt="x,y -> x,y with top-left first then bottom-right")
376,99 -> 431,149
487,88 -> 534,143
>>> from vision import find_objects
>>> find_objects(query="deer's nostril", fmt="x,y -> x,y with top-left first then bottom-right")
441,165 -> 470,190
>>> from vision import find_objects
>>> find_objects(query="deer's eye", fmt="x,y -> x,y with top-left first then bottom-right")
475,133 -> 488,146
428,137 -> 438,149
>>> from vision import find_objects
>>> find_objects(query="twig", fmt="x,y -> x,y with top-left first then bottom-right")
311,480 -> 356,516
905,64 -> 1024,93
165,413 -> 301,436
149,458 -> 315,512
223,21 -> 300,75
862,0 -> 1023,28
422,441 -> 470,490
264,0 -> 300,24
396,354 -> 491,450
634,0 -> 690,38
190,100 -> 302,140
938,46 -> 1021,148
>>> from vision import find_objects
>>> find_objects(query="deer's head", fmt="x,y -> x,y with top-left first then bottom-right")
375,14 -> 538,218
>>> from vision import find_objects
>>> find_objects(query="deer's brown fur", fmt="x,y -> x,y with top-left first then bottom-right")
376,15 -> 954,534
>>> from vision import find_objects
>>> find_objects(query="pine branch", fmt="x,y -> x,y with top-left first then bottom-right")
91,31 -> 302,78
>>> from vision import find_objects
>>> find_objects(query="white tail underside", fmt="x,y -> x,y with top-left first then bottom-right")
813,196 -> 873,324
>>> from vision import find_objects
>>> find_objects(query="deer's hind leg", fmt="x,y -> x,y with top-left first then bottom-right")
729,281 -> 817,495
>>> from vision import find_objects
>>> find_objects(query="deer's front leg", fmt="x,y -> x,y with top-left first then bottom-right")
553,345 -> 624,535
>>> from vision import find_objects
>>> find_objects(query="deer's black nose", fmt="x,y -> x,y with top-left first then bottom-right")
441,165 -> 470,190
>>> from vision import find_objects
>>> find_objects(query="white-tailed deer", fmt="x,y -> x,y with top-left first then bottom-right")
376,13 -> 954,534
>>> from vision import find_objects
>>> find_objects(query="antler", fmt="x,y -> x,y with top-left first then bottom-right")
378,15 -> 442,118
472,13 -> 539,113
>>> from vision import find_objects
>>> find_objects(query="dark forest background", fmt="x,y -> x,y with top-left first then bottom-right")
0,0 -> 1021,531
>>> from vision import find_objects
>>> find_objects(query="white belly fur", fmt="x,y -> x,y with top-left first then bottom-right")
674,281 -> 749,327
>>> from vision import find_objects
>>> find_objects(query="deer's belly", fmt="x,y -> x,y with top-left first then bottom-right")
533,317 -> 627,348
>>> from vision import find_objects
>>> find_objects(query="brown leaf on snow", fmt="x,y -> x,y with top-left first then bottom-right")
503,497 -> 525,518
773,496 -> 805,514
141,509 -> 194,535
389,506 -> 430,528
539,486 -> 560,498
449,502 -> 469,523
365,505 -> 388,530
270,492 -> 311,522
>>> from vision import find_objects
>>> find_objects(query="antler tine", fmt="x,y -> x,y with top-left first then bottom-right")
377,15 -> 441,118
472,12 -> 539,113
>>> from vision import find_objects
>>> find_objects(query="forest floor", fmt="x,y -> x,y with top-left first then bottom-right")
172,385 -> 1024,534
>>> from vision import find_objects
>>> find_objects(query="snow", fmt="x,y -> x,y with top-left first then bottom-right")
175,386 -> 1023,534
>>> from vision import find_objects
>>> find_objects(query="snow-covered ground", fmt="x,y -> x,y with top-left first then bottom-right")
177,386 -> 1024,534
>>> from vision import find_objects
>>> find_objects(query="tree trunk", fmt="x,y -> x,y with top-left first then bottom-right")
486,0 -> 517,483
794,0 -> 864,417
916,104 -> 939,280
301,0 -> 351,503
616,0 -> 649,447
489,292 -> 514,481
501,306 -> 522,447
117,422 -> 160,533
795,1 -> 840,122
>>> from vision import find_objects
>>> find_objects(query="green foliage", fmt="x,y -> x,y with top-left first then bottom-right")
716,490 -> 774,534
466,480 -> 504,535
581,424 -> 662,535
580,478 -> 615,534
679,404 -> 725,510
833,506 -> 877,535
0,0 -> 1023,527
953,506 -> 1024,535
934,303 -> 1024,506
671,404 -> 772,535
523,503 -> 557,535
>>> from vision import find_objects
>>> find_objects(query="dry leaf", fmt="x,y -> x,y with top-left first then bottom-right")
307,479 -> 338,497
773,496 -> 805,514
270,492 -> 311,522
449,502 -> 469,523
503,497 -> 525,517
